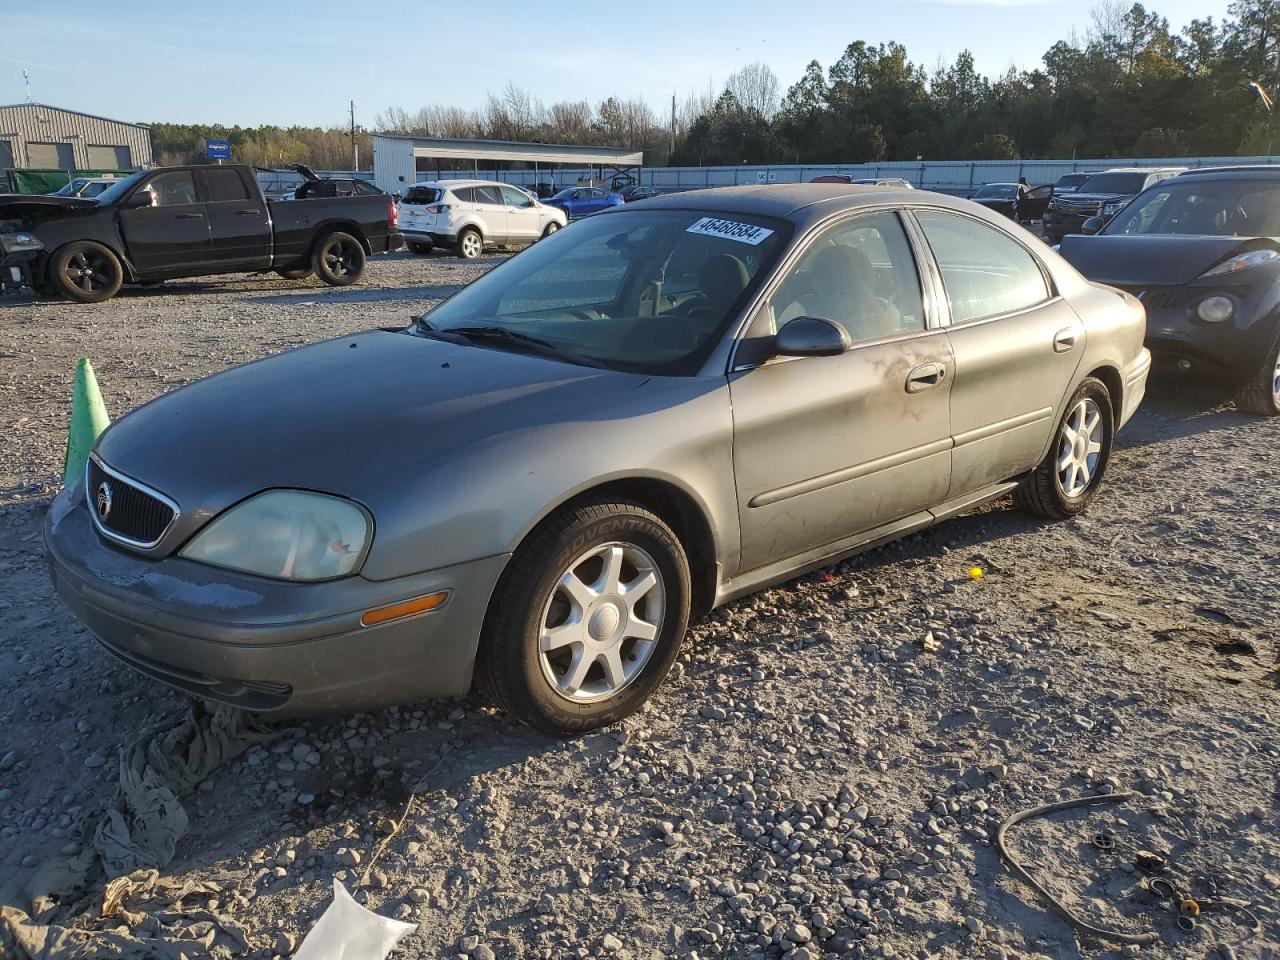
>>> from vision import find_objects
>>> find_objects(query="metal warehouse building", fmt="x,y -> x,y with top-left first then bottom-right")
0,102 -> 152,172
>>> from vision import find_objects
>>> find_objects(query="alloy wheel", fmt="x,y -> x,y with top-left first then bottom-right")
462,233 -> 482,258
1056,398 -> 1104,498
63,250 -> 112,294
323,239 -> 357,278
537,541 -> 664,703
1273,354 -> 1280,404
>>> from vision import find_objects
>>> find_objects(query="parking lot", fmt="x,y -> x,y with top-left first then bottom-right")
2,253 -> 1278,959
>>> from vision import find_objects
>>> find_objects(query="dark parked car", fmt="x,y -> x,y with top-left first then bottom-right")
527,182 -> 556,199
619,185 -> 659,202
0,163 -> 402,303
1053,173 -> 1091,195
1043,167 -> 1184,244
810,176 -> 913,188
1058,166 -> 1280,415
45,184 -> 1149,733
544,186 -> 624,219
969,183 -> 1051,223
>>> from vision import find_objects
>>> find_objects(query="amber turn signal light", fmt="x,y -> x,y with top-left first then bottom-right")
360,591 -> 449,627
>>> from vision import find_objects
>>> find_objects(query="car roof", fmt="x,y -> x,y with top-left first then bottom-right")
418,179 -> 505,189
1089,166 -> 1187,174
1175,165 -> 1280,179
624,183 -> 969,229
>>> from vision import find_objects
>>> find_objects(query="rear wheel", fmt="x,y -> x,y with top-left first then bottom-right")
456,227 -> 483,260
311,232 -> 365,286
408,241 -> 433,255
1015,377 -> 1114,520
476,499 -> 691,735
50,241 -> 123,303
1234,327 -> 1280,416
276,267 -> 313,280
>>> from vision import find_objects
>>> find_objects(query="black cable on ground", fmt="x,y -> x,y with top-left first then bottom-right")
995,791 -> 1160,946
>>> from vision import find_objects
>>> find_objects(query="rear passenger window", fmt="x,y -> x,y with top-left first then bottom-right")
915,211 -> 1049,323
204,168 -> 250,203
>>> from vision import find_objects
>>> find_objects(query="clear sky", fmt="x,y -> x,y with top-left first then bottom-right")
1,0 -> 1235,129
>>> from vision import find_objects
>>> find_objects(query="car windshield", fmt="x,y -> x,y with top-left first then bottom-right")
54,179 -> 87,197
1056,174 -> 1089,190
1078,172 -> 1148,195
92,170 -> 148,205
81,181 -> 114,198
416,209 -> 789,375
1104,179 -> 1280,237
974,184 -> 1016,199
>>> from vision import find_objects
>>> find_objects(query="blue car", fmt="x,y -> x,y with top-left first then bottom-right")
545,186 -> 624,219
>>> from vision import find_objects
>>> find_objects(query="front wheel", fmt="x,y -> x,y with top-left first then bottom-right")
475,499 -> 691,735
456,228 -> 483,259
1234,327 -> 1280,416
540,221 -> 561,239
311,232 -> 365,286
49,241 -> 124,303
408,241 -> 433,255
1015,377 -> 1114,520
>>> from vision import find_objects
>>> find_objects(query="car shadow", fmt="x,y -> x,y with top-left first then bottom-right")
1114,376 -> 1263,451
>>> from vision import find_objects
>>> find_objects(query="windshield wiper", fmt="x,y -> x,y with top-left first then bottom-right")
436,325 -> 606,368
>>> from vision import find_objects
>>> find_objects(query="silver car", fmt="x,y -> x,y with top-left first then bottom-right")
45,185 -> 1151,734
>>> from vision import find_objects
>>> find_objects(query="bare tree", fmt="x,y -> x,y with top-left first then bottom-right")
726,62 -> 781,118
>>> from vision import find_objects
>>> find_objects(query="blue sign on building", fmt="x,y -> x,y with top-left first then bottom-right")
206,138 -> 231,160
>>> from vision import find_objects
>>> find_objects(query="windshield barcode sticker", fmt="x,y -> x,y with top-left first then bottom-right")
686,217 -> 774,245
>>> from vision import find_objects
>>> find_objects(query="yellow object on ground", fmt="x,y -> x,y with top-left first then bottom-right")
968,566 -> 985,580
62,357 -> 110,489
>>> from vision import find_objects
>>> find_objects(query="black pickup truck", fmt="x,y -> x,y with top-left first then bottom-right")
0,164 -> 402,303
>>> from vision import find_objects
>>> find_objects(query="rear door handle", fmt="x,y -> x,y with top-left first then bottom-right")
906,362 -> 946,393
176,212 -> 204,220
236,208 -> 262,215
1053,326 -> 1081,352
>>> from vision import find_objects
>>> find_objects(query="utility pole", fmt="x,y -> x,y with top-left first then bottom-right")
23,70 -> 31,103
670,92 -> 676,159
350,99 -> 358,171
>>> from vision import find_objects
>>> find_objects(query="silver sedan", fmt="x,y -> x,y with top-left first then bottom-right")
45,184 -> 1151,734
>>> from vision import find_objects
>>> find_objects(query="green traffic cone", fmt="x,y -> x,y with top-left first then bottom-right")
62,357 -> 110,489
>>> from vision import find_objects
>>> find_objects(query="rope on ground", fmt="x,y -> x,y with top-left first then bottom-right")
994,791 -> 1161,946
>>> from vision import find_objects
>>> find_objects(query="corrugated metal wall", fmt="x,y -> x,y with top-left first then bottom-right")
0,103 -> 153,171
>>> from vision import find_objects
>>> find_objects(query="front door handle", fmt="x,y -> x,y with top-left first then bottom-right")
236,208 -> 262,215
906,362 -> 946,393
175,212 -> 204,220
1053,326 -> 1081,352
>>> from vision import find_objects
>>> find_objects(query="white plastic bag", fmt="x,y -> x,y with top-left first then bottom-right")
292,878 -> 416,960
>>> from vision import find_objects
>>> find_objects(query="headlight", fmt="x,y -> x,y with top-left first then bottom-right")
1101,200 -> 1126,217
1196,295 -> 1235,323
180,490 -> 372,581
1200,249 -> 1280,277
0,232 -> 44,254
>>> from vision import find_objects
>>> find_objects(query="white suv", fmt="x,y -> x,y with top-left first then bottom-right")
398,180 -> 568,259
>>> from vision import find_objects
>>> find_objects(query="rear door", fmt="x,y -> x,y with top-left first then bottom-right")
499,184 -> 541,241
912,208 -> 1084,498
199,167 -> 271,270
117,169 -> 214,275
730,210 -> 954,573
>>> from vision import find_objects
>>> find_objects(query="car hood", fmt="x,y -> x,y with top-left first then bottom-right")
95,330 -> 649,533
1057,234 -> 1268,286
971,197 -> 1013,207
0,193 -> 99,226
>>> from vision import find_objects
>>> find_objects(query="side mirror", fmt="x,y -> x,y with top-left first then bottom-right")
123,190 -> 154,209
774,316 -> 851,358
1080,216 -> 1104,235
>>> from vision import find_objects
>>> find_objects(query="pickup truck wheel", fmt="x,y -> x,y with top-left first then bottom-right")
51,241 -> 123,304
476,498 -> 691,736
456,228 -> 483,259
312,232 -> 365,286
276,267 -> 313,280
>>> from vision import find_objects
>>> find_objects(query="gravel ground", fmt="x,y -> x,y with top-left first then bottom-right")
1,252 -> 1277,960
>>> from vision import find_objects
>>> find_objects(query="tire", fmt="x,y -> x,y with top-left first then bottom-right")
540,221 -> 561,240
49,241 -> 124,304
456,227 -> 483,259
311,232 -> 365,286
1015,377 -> 1115,520
408,241 -> 433,255
276,267 -> 313,280
1234,326 -> 1280,416
476,498 -> 691,736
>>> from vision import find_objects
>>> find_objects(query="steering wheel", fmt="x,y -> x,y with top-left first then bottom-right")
680,306 -> 722,326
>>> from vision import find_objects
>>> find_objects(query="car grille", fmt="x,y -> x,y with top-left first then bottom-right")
1049,197 -> 1104,216
86,457 -> 178,547
1115,285 -> 1200,310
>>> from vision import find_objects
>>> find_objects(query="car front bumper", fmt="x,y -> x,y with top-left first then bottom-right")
44,487 -> 509,714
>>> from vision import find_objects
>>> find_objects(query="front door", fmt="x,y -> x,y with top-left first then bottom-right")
730,211 -> 954,573
912,209 -> 1085,498
117,169 -> 213,276
200,166 -> 271,271
471,185 -> 509,243
500,185 -> 541,241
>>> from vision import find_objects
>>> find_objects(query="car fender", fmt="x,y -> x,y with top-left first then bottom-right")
30,209 -> 140,282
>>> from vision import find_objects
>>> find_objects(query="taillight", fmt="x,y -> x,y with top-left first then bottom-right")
425,204 -> 449,215
388,201 -> 398,228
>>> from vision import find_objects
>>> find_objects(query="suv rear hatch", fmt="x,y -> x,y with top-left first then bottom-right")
399,186 -> 446,233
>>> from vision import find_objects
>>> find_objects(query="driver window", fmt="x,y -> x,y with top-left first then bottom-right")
764,212 -> 925,342
499,185 -> 530,207
143,171 -> 198,206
